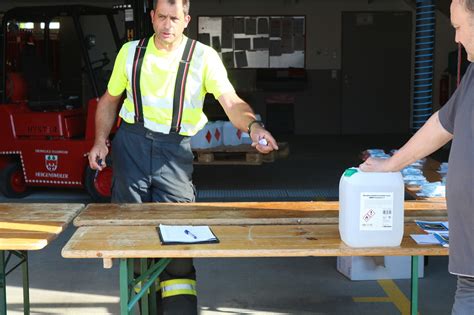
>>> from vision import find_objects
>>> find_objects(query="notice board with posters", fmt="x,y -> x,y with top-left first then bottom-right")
198,16 -> 305,69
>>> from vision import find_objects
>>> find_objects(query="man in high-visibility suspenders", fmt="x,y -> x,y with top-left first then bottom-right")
88,0 -> 278,313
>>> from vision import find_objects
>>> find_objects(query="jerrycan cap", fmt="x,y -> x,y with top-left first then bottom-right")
343,167 -> 359,177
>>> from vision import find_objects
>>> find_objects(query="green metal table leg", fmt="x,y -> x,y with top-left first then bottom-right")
411,256 -> 419,315
148,259 -> 158,315
0,251 -> 30,315
119,258 -> 130,315
128,259 -> 136,314
119,258 -> 172,315
128,259 -> 135,314
127,258 -> 171,314
0,251 -> 6,315
21,252 -> 29,315
140,259 -> 149,315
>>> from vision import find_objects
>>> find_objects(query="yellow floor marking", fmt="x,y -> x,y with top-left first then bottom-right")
353,279 -> 412,315
378,280 -> 411,314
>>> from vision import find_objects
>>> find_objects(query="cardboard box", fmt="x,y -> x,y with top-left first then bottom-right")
222,121 -> 243,146
191,121 -> 223,149
336,256 -> 424,280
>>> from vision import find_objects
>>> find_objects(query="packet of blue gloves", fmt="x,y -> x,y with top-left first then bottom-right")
411,220 -> 449,247
416,181 -> 446,198
402,166 -> 427,186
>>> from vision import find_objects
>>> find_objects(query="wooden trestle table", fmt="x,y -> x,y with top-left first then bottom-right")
62,201 -> 448,315
0,203 -> 84,315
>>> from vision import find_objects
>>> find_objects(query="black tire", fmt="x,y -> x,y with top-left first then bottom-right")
0,162 -> 30,198
84,157 -> 112,202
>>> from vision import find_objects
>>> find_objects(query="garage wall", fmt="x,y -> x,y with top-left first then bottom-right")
1,0 -> 456,134
187,0 -> 455,134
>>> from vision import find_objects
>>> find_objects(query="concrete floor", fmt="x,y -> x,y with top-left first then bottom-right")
2,135 -> 457,314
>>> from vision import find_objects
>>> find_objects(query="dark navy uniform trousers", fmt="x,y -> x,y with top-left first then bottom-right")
112,122 -> 197,315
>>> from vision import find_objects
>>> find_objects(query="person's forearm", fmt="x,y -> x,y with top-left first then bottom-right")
94,91 -> 121,145
226,102 -> 256,132
386,112 -> 452,171
219,92 -> 257,132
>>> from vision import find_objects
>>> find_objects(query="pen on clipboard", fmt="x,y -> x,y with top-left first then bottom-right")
184,229 -> 197,239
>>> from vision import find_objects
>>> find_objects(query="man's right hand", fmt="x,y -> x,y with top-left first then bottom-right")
88,142 -> 109,170
359,157 -> 392,172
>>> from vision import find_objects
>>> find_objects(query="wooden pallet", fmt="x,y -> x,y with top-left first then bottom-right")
193,142 -> 289,165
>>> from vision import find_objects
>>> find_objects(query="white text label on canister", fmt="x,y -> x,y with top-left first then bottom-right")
359,192 -> 394,231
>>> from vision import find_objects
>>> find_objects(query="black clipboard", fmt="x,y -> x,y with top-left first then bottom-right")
156,226 -> 220,245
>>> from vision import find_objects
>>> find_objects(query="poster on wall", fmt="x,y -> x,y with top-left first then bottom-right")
198,15 -> 305,69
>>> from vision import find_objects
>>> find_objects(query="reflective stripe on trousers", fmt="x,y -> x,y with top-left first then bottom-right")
134,278 -> 161,294
160,279 -> 197,298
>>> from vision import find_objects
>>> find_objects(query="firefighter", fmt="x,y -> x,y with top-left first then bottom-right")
88,0 -> 278,313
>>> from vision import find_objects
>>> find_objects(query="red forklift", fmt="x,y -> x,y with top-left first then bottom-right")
0,5 -> 122,201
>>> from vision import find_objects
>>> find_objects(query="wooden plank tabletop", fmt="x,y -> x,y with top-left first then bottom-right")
62,223 -> 448,259
0,203 -> 85,250
74,201 -> 447,227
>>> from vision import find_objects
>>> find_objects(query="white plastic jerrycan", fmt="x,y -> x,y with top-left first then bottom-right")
339,167 -> 404,247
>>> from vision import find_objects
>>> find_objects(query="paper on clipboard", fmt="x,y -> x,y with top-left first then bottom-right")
158,224 -> 219,245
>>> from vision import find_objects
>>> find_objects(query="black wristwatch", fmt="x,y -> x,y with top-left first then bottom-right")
248,120 -> 264,134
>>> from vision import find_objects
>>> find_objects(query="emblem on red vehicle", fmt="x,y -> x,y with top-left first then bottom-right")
45,155 -> 58,172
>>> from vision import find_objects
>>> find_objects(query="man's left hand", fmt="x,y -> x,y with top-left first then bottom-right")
250,125 -> 279,153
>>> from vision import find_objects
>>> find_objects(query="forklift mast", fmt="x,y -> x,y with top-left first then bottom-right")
0,12 -> 5,103
116,0 -> 154,41
0,5 -> 122,104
